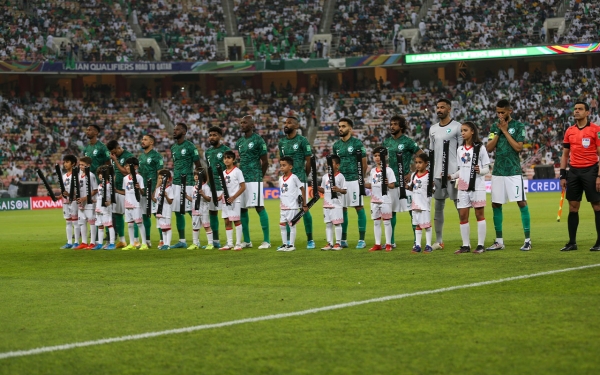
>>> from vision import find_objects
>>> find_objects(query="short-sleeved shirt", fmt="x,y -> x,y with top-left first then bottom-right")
489,119 -> 526,176
205,143 -> 230,191
456,144 -> 491,191
155,184 -> 173,218
369,166 -> 396,204
171,140 -> 199,185
112,149 -> 134,191
321,172 -> 347,209
235,133 -> 268,182
138,149 -> 164,191
410,172 -> 431,212
563,122 -> 600,168
78,170 -> 98,209
383,134 -> 420,186
279,173 -> 303,210
223,166 -> 245,202
429,120 -> 463,177
84,141 -> 110,175
332,136 -> 367,181
123,173 -> 144,209
279,135 -> 312,183
192,183 -> 212,215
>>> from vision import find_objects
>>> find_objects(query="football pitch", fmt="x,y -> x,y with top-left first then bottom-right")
0,192 -> 599,374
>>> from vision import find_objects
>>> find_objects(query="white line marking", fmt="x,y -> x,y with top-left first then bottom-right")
1,263 -> 598,360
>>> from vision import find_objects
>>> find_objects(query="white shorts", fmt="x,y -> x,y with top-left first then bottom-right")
371,202 -> 393,220
63,201 -> 78,220
343,180 -> 363,207
192,213 -> 210,230
433,178 -> 458,200
157,217 -> 172,230
78,208 -> 96,225
491,175 -> 526,204
96,212 -> 113,227
389,187 -> 412,212
222,201 -> 241,221
457,190 -> 487,209
323,207 -> 344,225
279,209 -> 298,225
242,182 -> 264,208
171,184 -> 194,213
125,207 -> 143,224
412,210 -> 432,229
112,193 -> 125,214
208,190 -> 223,211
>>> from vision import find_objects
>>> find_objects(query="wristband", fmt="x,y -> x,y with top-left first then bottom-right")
560,169 -> 567,180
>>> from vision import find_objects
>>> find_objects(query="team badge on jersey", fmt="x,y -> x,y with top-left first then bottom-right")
93,150 -> 98,155
398,144 -> 405,151
120,158 -> 125,164
248,142 -> 255,149
281,183 -> 289,193
293,144 -> 298,150
461,152 -> 471,163
582,138 -> 591,148
446,129 -> 451,134
217,152 -> 223,159
147,157 -> 152,164
181,149 -> 186,155
508,128 -> 515,135
348,146 -> 354,153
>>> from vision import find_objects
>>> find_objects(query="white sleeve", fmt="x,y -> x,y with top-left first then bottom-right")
386,167 -> 396,184
91,174 -> 98,190
137,174 -> 144,189
338,174 -> 347,190
237,169 -> 245,183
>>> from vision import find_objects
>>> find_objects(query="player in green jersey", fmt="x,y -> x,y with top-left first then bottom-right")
383,115 -> 423,247
485,99 -> 531,251
171,123 -> 202,249
83,125 -> 110,176
139,134 -> 164,248
332,118 -> 368,248
205,126 -> 231,248
279,116 -> 314,249
108,140 -> 137,248
235,115 -> 271,249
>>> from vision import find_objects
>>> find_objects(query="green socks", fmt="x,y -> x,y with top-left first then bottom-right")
493,206 -> 503,239
342,210 -> 349,240
357,209 -> 366,241
259,209 -> 270,243
175,212 -> 186,240
142,215 -> 151,241
520,205 -> 531,239
210,212 -> 220,242
303,211 -> 313,241
114,214 -> 125,237
390,212 -> 397,243
241,210 -> 250,242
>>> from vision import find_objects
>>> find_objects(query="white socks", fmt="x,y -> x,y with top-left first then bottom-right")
326,222 -> 333,245
415,229 -> 422,246
383,219 -> 392,245
80,223 -> 88,244
460,222 -> 470,247
280,224 -> 287,245
477,219 -> 486,246
373,220 -> 382,245
334,224 -> 342,244
193,230 -> 200,245
163,230 -> 172,247
205,229 -> 213,244
97,226 -> 104,244
73,223 -> 80,244
226,228 -> 233,246
138,223 -> 147,245
425,227 -> 432,246
108,226 -> 115,244
66,222 -> 73,244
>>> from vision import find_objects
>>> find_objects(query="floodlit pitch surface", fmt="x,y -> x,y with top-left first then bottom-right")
0,192 -> 598,374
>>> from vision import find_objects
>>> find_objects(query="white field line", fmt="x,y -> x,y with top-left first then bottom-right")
1,263 -> 599,360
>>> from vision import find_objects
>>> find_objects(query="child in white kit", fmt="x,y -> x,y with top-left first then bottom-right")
408,153 -> 433,254
186,167 -> 214,250
318,155 -> 347,251
153,169 -> 174,250
59,154 -> 80,249
116,157 -> 148,250
365,147 -> 396,252
277,156 -> 306,252
74,156 -> 98,250
93,165 -> 116,250
219,151 -> 246,251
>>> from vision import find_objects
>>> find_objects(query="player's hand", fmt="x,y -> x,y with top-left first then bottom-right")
475,165 -> 480,173
135,183 -> 140,189
217,194 -> 223,201
560,179 -> 567,191
226,197 -> 234,204
110,153 -> 118,162
596,177 -> 600,192
105,201 -> 111,207
497,116 -> 508,133
302,205 -> 308,212
62,191 -> 68,198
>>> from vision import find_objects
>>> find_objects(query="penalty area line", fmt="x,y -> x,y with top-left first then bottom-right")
1,263 -> 599,360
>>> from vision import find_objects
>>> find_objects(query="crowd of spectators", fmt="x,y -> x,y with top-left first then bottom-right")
330,0 -> 422,57
136,0 -> 227,62
235,0 -> 323,60
560,1 -> 600,44
418,0 -> 557,52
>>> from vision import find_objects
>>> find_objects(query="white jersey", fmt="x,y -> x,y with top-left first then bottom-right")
123,173 -> 144,209
279,173 -> 303,210
223,167 -> 245,203
321,172 -> 346,209
192,183 -> 212,215
409,171 -> 431,211
368,166 -> 396,204
78,170 -> 98,209
95,181 -> 112,214
61,172 -> 74,202
428,119 -> 463,177
155,184 -> 174,218
456,144 -> 490,191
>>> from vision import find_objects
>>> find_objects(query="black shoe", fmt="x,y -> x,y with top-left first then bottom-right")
454,246 -> 471,254
590,244 -> 600,251
560,243 -> 578,251
474,245 -> 485,254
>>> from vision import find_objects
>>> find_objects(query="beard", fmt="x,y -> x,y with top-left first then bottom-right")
283,127 -> 293,134
209,139 -> 218,147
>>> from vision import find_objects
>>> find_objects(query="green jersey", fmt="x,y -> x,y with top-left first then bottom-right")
205,143 -> 230,190
83,140 -> 110,175
332,136 -> 367,181
171,140 -> 199,185
112,149 -> 134,190
278,134 -> 312,183
138,148 -> 164,190
235,133 -> 267,182
489,119 -> 526,176
383,134 -> 420,186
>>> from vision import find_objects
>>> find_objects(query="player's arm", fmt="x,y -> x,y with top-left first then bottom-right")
260,154 -> 269,177
559,144 -> 570,191
364,169 -> 373,189
386,168 -> 396,189
304,155 -> 311,177
361,156 -> 367,177
486,125 -> 500,152
300,185 -> 308,211
164,191 -> 173,204
596,145 -> 600,191
229,182 -> 246,202
201,189 -> 211,202
110,154 -> 129,175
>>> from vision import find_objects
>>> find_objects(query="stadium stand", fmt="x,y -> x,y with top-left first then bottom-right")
560,1 -> 600,44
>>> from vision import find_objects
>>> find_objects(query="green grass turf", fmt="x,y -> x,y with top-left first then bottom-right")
0,192 -> 599,374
